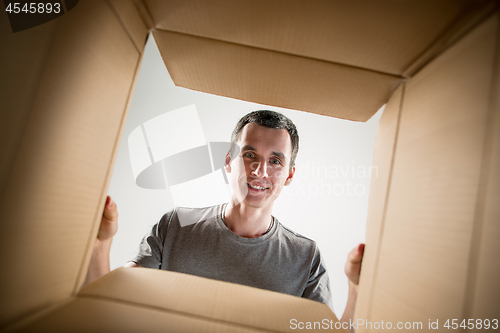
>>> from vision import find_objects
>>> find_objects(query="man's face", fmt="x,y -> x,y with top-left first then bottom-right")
225,123 -> 295,210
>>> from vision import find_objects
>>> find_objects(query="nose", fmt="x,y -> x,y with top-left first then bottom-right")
251,158 -> 268,178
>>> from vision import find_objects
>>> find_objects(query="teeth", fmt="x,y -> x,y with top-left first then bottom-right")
248,183 -> 267,190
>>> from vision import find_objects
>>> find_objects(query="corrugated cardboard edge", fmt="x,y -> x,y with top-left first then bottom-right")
71,22 -> 149,295
354,83 -> 405,331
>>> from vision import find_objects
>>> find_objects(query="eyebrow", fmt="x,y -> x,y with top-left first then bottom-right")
241,145 -> 287,161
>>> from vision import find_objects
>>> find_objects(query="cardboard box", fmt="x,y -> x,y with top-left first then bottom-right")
14,267 -> 341,332
1,0 -> 498,331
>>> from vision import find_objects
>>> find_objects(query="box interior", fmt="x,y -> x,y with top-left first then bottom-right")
1,0 -> 498,331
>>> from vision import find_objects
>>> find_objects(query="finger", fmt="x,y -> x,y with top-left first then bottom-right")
106,195 -> 115,209
103,196 -> 118,221
347,243 -> 365,263
357,243 -> 365,256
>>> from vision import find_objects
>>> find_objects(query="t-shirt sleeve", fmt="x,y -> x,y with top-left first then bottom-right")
128,210 -> 174,269
302,245 -> 333,311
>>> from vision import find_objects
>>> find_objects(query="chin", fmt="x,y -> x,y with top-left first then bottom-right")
241,201 -> 267,209
243,194 -> 274,208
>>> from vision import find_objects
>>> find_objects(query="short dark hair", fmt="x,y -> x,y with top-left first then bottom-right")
229,110 -> 299,168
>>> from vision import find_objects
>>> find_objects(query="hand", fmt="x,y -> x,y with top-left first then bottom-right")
84,195 -> 118,285
97,195 -> 118,242
340,243 -> 365,328
344,243 -> 365,286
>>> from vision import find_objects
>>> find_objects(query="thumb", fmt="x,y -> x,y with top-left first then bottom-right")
347,243 -> 365,263
103,196 -> 118,221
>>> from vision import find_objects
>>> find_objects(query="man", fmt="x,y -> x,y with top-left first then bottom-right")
86,110 -> 364,330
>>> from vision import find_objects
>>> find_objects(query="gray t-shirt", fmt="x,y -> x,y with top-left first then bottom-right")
131,204 -> 332,309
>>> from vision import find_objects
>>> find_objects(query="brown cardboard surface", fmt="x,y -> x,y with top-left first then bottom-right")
402,1 -> 497,78
3,1 -> 499,331
72,32 -> 147,295
0,1 -> 142,328
354,84 -> 404,328
17,297 -> 266,333
466,12 -> 500,321
133,0 -> 155,31
108,0 -> 149,52
145,0 -> 496,121
3,298 -> 75,333
0,17 -> 59,203
145,0 -> 470,76
78,267 -> 345,333
153,29 -> 401,122
365,14 -> 497,328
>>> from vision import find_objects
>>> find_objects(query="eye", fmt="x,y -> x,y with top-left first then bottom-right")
243,152 -> 255,159
270,158 -> 282,165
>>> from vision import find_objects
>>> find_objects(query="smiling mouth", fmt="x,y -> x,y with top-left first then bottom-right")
247,183 -> 269,190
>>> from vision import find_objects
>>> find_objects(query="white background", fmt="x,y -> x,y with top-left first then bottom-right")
107,35 -> 383,317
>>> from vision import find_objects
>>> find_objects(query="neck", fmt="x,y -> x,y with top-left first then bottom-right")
223,200 -> 274,238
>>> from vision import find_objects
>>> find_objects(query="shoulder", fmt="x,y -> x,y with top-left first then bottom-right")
175,204 -> 220,217
278,222 -> 316,244
174,205 -> 221,227
154,204 -> 222,238
275,221 -> 319,253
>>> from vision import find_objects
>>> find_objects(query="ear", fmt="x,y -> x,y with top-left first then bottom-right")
224,153 -> 232,173
284,166 -> 295,186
